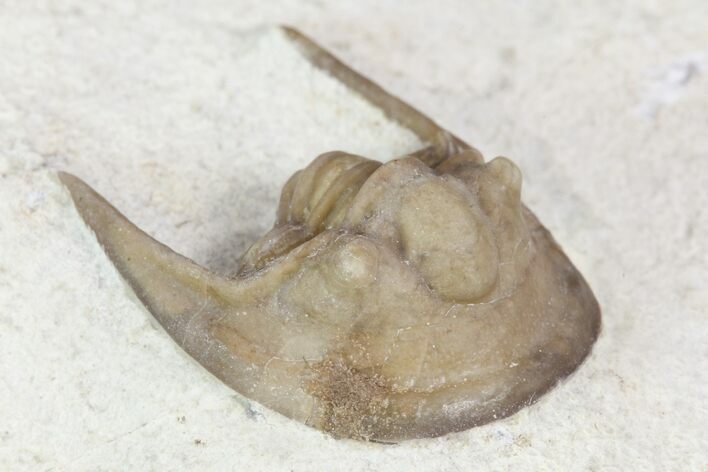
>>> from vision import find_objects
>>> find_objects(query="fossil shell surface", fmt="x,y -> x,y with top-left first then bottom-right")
59,146 -> 599,442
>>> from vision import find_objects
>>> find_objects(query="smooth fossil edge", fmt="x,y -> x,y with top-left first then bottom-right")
59,27 -> 600,442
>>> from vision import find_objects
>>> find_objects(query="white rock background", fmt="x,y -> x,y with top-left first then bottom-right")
1,1 -> 706,470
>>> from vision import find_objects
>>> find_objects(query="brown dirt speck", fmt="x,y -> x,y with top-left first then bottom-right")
304,357 -> 393,441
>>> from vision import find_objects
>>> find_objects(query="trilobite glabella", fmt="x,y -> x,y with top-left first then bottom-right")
59,28 -> 599,442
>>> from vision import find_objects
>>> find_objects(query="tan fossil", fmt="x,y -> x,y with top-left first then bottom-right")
59,27 -> 600,442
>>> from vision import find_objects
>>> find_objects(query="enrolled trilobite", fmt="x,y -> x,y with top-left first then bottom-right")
60,147 -> 600,442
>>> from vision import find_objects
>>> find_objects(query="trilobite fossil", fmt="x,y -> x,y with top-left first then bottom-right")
59,28 -> 600,442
